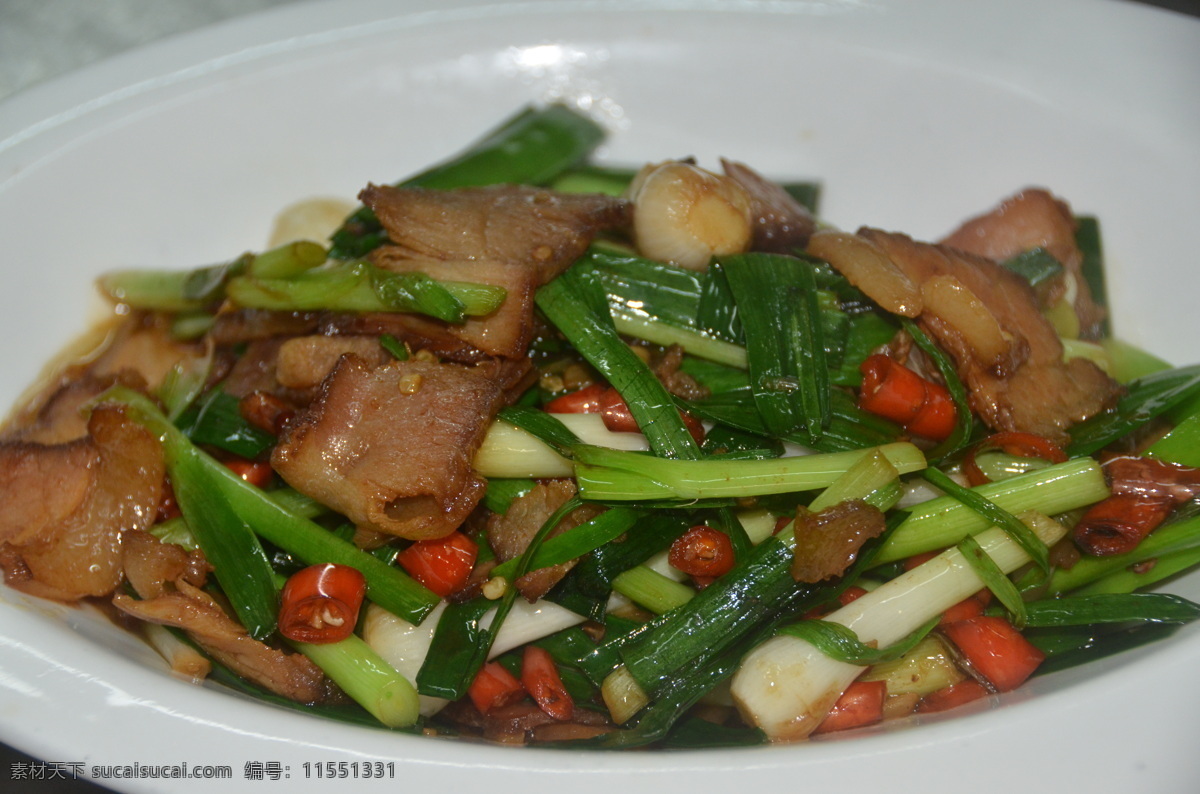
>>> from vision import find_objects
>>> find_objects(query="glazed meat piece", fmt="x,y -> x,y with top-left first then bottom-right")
121,529 -> 209,600
363,257 -> 545,360
212,186 -> 629,363
362,184 -> 630,358
274,335 -> 393,391
210,309 -> 499,366
114,579 -> 329,703
221,337 -> 290,398
0,405 -> 164,601
486,480 -> 602,601
85,313 -> 206,387
208,308 -> 323,346
362,183 -> 629,273
4,313 -> 202,445
1,371 -> 146,445
220,334 -> 394,417
323,311 -> 503,365
272,355 -> 530,540
721,159 -> 815,254
791,500 -> 886,584
940,189 -> 1106,338
810,228 -> 1120,443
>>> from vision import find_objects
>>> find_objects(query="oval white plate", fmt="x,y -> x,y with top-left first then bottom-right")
2,1 -> 1198,792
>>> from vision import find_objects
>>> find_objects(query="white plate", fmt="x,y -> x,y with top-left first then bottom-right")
2,0 -> 1198,791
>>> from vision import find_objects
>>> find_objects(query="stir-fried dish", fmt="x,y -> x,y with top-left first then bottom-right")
3,104 -> 1200,746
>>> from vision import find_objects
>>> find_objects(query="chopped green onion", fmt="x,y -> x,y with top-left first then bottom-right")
248,240 -> 327,279
612,566 -> 695,614
572,442 -> 926,503
876,458 -> 1108,564
98,255 -> 249,312
226,262 -> 504,323
1022,593 -> 1200,627
777,616 -> 939,666
379,334 -> 409,360
957,533 -> 1027,628
721,253 -> 830,440
113,388 -> 277,639
923,466 -> 1050,573
1068,364 -> 1200,457
536,264 -> 701,460
175,387 -> 275,460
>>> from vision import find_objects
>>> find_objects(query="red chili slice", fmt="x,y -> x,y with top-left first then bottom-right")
668,525 -> 736,579
521,646 -> 574,721
813,680 -> 887,734
222,457 -> 275,490
546,383 -> 704,444
599,387 -> 705,445
468,661 -> 525,714
916,679 -> 990,714
278,563 -> 366,644
858,354 -> 956,442
962,431 -> 1068,487
940,615 -> 1044,692
396,531 -> 479,598
543,383 -> 607,414
1072,493 -> 1176,557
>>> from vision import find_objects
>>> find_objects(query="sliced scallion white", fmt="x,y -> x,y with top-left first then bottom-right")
729,511 -> 1067,741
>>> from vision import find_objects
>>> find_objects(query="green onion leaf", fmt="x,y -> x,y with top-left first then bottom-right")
923,467 -> 1050,573
957,534 -> 1027,628
495,406 -> 582,458
721,253 -> 829,440
1068,364 -> 1200,457
489,507 -> 641,582
175,387 -> 275,460
1022,593 -> 1200,627
901,319 -> 974,461
1000,247 -> 1064,288
225,262 -> 501,323
537,265 -> 701,460
379,334 -> 409,361
776,615 -> 939,665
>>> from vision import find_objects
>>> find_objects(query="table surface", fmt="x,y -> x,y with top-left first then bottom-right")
0,0 -> 1197,791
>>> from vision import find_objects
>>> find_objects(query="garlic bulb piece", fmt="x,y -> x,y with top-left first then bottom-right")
629,161 -> 753,271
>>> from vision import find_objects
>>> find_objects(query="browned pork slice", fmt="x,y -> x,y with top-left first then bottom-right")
791,500 -> 886,584
208,308 -> 323,346
274,335 -> 393,390
437,697 -> 612,744
4,313 -> 204,444
224,335 -> 394,401
940,189 -> 1106,338
272,355 -> 530,540
811,228 -> 1120,443
121,529 -> 209,600
365,257 -> 543,360
86,313 -> 207,386
323,311 -> 502,365
1,371 -> 146,445
721,159 -> 816,254
0,405 -> 164,601
362,183 -> 630,272
113,579 -> 329,703
361,184 -> 630,358
209,309 -> 499,365
486,480 -> 603,601
119,531 -> 211,681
